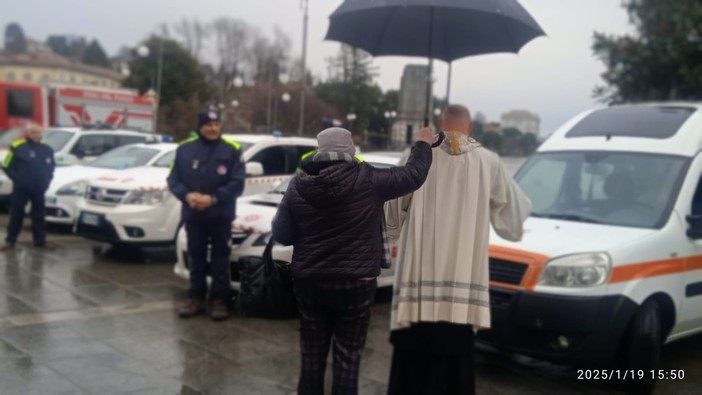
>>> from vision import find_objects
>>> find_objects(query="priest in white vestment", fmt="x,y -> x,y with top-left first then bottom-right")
385,104 -> 532,395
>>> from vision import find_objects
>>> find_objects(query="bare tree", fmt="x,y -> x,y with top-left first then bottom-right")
173,18 -> 209,59
211,18 -> 250,78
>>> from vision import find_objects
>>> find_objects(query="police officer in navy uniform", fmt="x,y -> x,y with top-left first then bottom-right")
1,123 -> 55,250
168,111 -> 246,321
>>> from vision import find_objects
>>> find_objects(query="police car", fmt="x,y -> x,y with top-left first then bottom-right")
0,127 -> 159,199
44,143 -> 176,225
74,134 -> 317,246
480,103 -> 702,391
173,152 -> 403,289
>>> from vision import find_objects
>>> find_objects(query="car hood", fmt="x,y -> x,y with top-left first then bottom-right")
88,166 -> 169,190
47,166 -> 114,194
490,217 -> 656,258
232,192 -> 284,233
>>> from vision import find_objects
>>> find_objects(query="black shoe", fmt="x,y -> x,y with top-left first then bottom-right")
33,243 -> 55,250
0,243 -> 16,252
210,300 -> 229,322
178,298 -> 206,318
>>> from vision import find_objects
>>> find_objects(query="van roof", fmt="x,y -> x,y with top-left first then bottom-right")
540,102 -> 702,157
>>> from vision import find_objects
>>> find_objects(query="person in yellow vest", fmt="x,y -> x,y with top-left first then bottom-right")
167,111 -> 245,321
1,123 -> 55,250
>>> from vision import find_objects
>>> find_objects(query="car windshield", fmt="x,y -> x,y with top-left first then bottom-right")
152,151 -> 176,168
42,130 -> 75,151
0,128 -> 24,147
87,145 -> 160,169
515,152 -> 688,229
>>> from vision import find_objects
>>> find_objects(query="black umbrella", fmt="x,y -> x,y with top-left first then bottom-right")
326,0 -> 545,126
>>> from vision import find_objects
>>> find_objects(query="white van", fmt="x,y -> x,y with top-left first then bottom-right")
481,103 -> 702,390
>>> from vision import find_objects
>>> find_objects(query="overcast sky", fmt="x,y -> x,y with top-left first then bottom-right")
3,0 -> 634,135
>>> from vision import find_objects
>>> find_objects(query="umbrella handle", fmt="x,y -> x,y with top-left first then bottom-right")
424,117 -> 445,148
431,131 -> 445,148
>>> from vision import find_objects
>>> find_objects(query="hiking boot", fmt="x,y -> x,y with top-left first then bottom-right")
210,300 -> 229,322
178,298 -> 206,318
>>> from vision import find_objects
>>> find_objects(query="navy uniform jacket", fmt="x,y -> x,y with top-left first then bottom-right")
167,135 -> 246,222
2,138 -> 55,193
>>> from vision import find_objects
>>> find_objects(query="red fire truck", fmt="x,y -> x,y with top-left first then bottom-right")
0,81 -> 156,133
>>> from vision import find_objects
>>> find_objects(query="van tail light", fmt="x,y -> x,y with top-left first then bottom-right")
391,246 -> 398,258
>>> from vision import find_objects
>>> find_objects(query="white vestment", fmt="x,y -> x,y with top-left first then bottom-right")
386,134 -> 531,330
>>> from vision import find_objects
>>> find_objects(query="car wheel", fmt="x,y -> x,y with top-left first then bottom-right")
620,299 -> 662,394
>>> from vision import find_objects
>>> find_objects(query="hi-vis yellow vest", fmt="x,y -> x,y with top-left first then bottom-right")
296,149 -> 364,173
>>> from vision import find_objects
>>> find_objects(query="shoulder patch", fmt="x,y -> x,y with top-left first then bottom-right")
222,137 -> 241,150
11,139 -> 27,149
179,136 -> 198,146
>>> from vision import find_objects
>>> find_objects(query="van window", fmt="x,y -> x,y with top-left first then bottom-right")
42,130 -> 74,151
691,176 -> 702,216
566,106 -> 695,140
250,146 -> 290,176
71,135 -> 119,157
516,152 -> 688,228
296,145 -> 317,158
7,89 -> 34,118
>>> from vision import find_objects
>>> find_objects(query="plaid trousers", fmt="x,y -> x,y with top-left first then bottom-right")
294,279 -> 377,395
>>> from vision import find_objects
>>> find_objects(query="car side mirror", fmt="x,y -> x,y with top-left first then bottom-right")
245,162 -> 264,177
686,214 -> 702,239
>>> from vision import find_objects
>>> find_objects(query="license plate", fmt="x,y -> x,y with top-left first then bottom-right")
80,213 -> 102,226
46,196 -> 58,206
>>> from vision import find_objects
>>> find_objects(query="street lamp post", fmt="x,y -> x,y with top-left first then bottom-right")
274,92 -> 291,131
299,0 -> 310,136
347,112 -> 357,132
385,110 -> 397,149
226,77 -> 244,131
136,43 -> 163,133
268,73 -> 290,132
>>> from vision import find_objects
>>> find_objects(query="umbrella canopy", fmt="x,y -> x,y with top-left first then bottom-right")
325,0 -> 545,63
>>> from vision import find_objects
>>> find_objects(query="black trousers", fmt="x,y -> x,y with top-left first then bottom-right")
6,188 -> 45,246
388,322 -> 476,395
294,279 -> 377,395
185,217 -> 231,301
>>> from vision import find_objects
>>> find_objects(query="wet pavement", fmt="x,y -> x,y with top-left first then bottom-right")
0,158 -> 701,395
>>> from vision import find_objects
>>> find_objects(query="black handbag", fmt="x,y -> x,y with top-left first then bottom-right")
236,239 -> 298,319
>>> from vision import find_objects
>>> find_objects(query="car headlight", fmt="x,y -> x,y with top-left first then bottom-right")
123,190 -> 168,205
252,232 -> 272,246
537,252 -> 611,288
56,180 -> 88,196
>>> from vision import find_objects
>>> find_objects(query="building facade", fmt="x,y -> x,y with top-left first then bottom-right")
500,109 -> 540,135
0,51 -> 123,88
392,64 -> 430,148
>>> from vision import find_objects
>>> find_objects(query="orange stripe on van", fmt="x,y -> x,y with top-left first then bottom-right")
687,256 -> 702,271
609,258 -> 685,284
489,246 -> 702,290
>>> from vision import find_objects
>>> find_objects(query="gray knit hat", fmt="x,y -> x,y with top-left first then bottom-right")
316,127 -> 356,155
